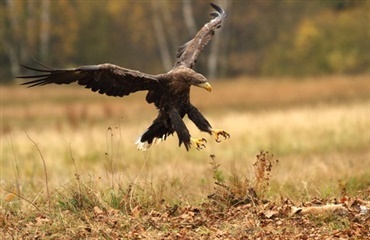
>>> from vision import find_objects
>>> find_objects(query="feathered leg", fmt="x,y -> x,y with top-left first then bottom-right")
187,104 -> 230,143
168,109 -> 193,150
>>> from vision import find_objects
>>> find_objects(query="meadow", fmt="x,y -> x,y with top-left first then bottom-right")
1,75 -> 369,238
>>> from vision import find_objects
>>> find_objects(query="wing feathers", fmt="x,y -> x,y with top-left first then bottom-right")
19,62 -> 159,97
209,2 -> 225,16
174,3 -> 227,69
19,64 -> 53,73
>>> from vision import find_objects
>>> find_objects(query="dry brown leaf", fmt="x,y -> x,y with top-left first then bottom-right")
263,210 -> 279,219
35,216 -> 50,226
93,206 -> 104,216
4,193 -> 17,202
130,205 -> 141,218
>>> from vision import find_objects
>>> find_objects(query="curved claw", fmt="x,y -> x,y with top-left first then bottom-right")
211,129 -> 230,143
190,137 -> 207,150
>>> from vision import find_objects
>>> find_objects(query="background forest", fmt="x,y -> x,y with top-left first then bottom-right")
1,0 -> 369,83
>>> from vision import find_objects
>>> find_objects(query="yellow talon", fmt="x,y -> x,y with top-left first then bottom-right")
190,137 -> 207,150
211,129 -> 230,143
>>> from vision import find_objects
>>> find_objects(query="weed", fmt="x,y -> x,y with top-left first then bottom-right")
208,151 -> 278,208
307,213 -> 350,231
338,179 -> 347,200
210,154 -> 225,184
253,150 -> 279,199
56,180 -> 103,213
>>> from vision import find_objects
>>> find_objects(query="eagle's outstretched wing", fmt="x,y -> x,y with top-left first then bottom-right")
174,3 -> 227,69
19,62 -> 159,97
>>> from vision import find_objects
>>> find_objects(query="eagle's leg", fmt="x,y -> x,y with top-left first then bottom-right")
187,104 -> 230,143
169,109 -> 194,151
190,137 -> 207,150
211,129 -> 230,143
187,104 -> 212,131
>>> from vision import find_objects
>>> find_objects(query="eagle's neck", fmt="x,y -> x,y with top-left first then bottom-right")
166,67 -> 192,94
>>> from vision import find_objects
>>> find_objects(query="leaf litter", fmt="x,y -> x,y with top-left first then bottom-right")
1,152 -> 369,239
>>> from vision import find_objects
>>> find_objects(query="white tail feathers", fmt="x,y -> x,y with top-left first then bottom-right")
135,131 -> 166,151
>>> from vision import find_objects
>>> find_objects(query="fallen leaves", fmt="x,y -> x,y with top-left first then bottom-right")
1,194 -> 369,239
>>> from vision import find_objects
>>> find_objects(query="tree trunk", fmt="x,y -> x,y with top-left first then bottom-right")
159,1 -> 179,55
182,0 -> 196,36
40,0 -> 50,62
3,0 -> 20,78
25,0 -> 36,60
151,2 -> 172,71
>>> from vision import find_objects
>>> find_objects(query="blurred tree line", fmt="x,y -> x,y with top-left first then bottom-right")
1,0 -> 369,83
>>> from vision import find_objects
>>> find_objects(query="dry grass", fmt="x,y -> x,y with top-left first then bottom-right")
2,74 -> 369,125
1,75 -> 369,196
1,75 -> 370,238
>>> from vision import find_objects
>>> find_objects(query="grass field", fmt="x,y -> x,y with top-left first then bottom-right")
1,75 -> 370,238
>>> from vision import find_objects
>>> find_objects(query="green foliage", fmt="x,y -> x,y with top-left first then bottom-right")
1,0 -> 369,82
262,5 -> 369,76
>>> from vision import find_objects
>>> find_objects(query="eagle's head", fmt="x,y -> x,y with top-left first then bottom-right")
189,71 -> 212,92
174,67 -> 212,92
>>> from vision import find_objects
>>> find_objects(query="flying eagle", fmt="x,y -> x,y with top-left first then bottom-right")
19,3 -> 230,151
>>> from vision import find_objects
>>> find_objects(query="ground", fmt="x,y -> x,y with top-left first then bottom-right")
1,75 -> 369,239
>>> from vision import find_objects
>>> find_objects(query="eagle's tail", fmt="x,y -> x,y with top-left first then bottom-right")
135,122 -> 173,151
135,135 -> 163,151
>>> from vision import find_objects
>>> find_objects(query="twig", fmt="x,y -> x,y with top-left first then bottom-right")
25,132 -> 51,211
1,186 -> 42,212
68,143 -> 83,206
105,126 -> 115,189
9,134 -> 22,206
129,152 -> 149,212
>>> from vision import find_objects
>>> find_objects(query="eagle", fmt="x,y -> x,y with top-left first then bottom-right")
19,3 -> 230,151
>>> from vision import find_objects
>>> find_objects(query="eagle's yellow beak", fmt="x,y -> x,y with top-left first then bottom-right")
198,82 -> 212,92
